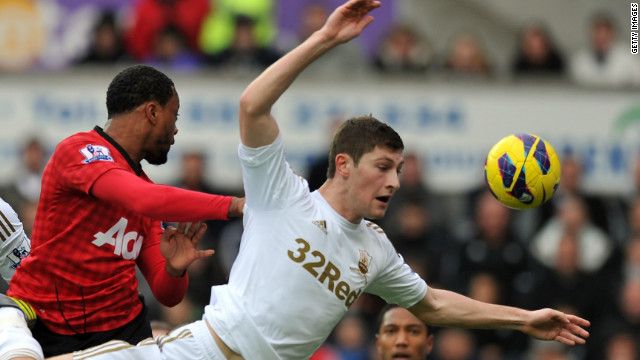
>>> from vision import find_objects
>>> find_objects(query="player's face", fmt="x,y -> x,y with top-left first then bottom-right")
346,146 -> 402,221
376,307 -> 433,360
147,89 -> 180,165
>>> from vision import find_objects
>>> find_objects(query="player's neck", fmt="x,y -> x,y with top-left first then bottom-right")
318,180 -> 363,224
103,117 -> 146,164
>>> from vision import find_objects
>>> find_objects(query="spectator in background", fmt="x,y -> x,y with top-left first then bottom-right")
376,304 -> 434,360
530,193 -> 614,276
466,271 -> 529,359
432,328 -> 475,360
172,151 -> 220,195
276,2 -> 367,78
310,344 -> 340,360
386,200 -> 447,286
526,340 -> 573,360
451,190 -> 529,306
511,21 -> 566,79
168,151 -> 239,306
621,235 -> 640,282
331,312 -> 370,360
76,12 -> 129,66
205,14 -> 281,74
380,152 -> 445,235
570,11 -> 640,88
16,201 -> 36,239
373,24 -> 433,74
603,331 -> 639,360
441,31 -> 492,80
0,137 -> 47,212
124,0 -> 209,61
145,25 -> 203,72
594,277 -> 640,360
306,117 -> 345,191
536,153 -> 617,237
199,0 -> 276,57
623,196 -> 640,245
529,233 -> 603,336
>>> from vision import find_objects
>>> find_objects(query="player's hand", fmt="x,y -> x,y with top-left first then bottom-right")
161,222 -> 214,277
228,197 -> 245,217
521,309 -> 590,345
319,0 -> 381,45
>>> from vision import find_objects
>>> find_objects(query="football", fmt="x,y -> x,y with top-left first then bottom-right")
484,133 -> 561,210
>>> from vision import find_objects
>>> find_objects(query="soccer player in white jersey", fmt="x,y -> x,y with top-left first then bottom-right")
39,0 -> 591,359
0,197 -> 43,360
0,197 -> 31,285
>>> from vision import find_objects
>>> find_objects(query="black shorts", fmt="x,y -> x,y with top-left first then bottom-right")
33,295 -> 153,357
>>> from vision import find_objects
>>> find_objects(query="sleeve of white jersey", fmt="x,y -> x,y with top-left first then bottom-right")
365,235 -> 428,309
0,199 -> 31,285
238,134 -> 309,211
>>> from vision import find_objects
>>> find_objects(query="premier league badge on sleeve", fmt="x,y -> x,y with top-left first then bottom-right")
7,237 -> 30,270
80,144 -> 114,164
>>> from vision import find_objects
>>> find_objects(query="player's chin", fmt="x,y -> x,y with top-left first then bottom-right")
147,149 -> 170,165
366,207 -> 387,220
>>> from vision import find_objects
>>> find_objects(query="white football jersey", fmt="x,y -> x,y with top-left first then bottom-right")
0,198 -> 30,284
204,135 -> 427,360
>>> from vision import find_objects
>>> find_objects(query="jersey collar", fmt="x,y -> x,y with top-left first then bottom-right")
93,126 -> 143,176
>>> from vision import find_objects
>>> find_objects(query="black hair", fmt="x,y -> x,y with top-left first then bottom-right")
376,304 -> 402,334
106,65 -> 175,118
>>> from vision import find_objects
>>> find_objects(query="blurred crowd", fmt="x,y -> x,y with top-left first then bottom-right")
1,0 -> 640,359
1,0 -> 639,88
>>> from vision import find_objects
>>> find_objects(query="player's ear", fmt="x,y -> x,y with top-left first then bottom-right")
426,334 -> 434,355
145,103 -> 158,125
335,153 -> 351,178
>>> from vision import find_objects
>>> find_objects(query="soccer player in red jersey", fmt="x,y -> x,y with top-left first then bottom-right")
5,65 -> 244,357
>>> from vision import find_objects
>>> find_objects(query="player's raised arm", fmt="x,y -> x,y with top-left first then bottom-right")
238,0 -> 381,148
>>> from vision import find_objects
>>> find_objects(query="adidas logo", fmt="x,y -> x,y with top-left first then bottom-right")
312,220 -> 327,235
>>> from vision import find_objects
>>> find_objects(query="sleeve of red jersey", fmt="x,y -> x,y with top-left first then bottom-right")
91,168 -> 232,222
136,222 -> 188,307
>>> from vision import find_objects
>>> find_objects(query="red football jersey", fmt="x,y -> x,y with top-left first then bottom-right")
9,127 -> 188,334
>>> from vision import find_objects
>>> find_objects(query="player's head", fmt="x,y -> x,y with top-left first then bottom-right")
106,65 -> 179,165
106,65 -> 175,119
326,115 -> 404,220
376,304 -> 434,360
589,11 -> 616,53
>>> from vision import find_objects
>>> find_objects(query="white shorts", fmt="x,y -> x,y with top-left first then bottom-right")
72,320 -> 225,360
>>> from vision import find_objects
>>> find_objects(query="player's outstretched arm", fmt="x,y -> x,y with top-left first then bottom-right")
238,0 -> 381,148
409,287 -> 590,346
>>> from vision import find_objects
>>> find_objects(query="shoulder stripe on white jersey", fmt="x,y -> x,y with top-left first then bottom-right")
0,210 -> 16,242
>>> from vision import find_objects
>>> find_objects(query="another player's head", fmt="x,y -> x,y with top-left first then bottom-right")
376,304 -> 434,360
589,12 -> 616,54
105,65 -> 179,165
325,115 -> 404,220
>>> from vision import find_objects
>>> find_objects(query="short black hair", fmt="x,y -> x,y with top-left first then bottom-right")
106,65 -> 175,118
376,304 -> 430,334
376,304 -> 401,334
